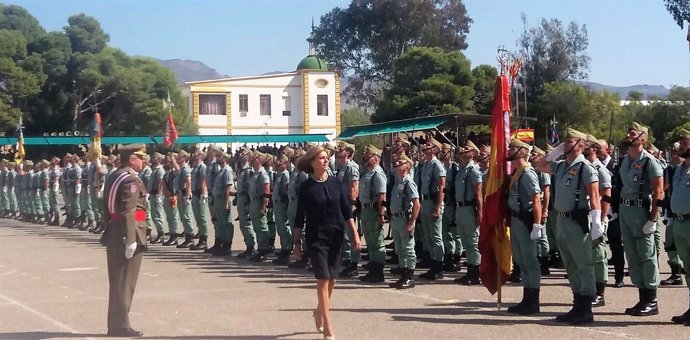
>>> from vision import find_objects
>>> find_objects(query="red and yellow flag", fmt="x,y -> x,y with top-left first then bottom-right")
89,112 -> 103,161
510,128 -> 534,142
479,74 -> 513,295
162,91 -> 178,147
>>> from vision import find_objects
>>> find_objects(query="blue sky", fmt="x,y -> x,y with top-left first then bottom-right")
6,0 -> 689,87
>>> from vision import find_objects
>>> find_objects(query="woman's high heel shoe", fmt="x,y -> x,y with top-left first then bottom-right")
323,335 -> 335,340
313,310 -> 324,333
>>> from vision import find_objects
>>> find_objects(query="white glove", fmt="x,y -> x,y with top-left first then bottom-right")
124,242 -> 137,260
43,191 -> 48,199
530,223 -> 543,240
590,209 -> 604,240
145,194 -> 150,202
52,183 -> 59,192
157,194 -> 162,203
201,195 -> 207,205
546,143 -> 566,162
75,184 -> 81,194
642,220 -> 657,235
2,187 -> 6,193
35,190 -> 40,198
608,212 -> 618,222
97,189 -> 103,199
186,197 -> 191,205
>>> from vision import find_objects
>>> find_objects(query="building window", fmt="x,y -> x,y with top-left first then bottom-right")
260,94 -> 271,116
282,96 -> 291,116
317,94 -> 328,116
199,94 -> 226,115
239,94 -> 248,117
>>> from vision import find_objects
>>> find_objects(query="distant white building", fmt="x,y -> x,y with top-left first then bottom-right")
181,33 -> 340,148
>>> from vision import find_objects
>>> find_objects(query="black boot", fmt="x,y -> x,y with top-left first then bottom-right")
237,246 -> 255,259
592,282 -> 606,307
625,288 -> 646,315
555,294 -> 579,323
162,233 -> 178,246
569,294 -> 594,325
339,262 -> 359,278
507,287 -> 529,314
390,268 -> 416,289
389,266 -> 403,275
190,235 -> 208,250
673,307 -> 690,324
539,256 -> 550,275
509,264 -> 521,283
212,241 -> 232,256
204,237 -> 222,253
442,253 -> 461,272
272,250 -> 291,265
249,249 -> 268,262
548,249 -> 564,268
150,233 -> 164,244
519,288 -> 540,315
417,251 -> 431,269
661,263 -> 683,286
359,262 -> 385,283
145,228 -> 152,242
418,260 -> 444,281
455,264 -> 481,285
177,234 -> 195,248
630,288 -> 659,316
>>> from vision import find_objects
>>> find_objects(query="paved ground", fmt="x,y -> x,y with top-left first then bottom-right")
1,216 -> 689,340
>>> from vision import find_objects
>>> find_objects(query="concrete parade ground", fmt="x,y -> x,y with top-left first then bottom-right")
1,214 -> 689,340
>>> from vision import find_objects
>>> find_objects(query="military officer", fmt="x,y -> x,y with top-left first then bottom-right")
439,143 -> 461,273
249,151 -> 271,262
358,145 -> 387,283
454,140 -> 484,285
147,153 -> 166,243
585,134 -> 612,307
100,144 -> 147,338
190,150 -> 210,250
529,146 -> 552,276
388,154 -> 421,289
210,152 -> 235,256
335,141 -> 361,277
271,154 -> 293,264
506,138 -> 543,315
161,154 -> 180,246
536,128 -> 601,325
669,129 -> 690,325
418,137 -> 447,280
175,150 -> 196,248
235,148 -> 256,258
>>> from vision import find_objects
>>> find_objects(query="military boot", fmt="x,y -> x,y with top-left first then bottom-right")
661,263 -> 683,286
625,289 -> 646,315
629,288 -> 659,316
237,246 -> 255,259
190,236 -> 208,250
359,262 -> 385,283
455,264 -> 481,285
569,294 -> 594,325
442,253 -> 461,272
539,256 -> 550,275
212,241 -> 232,256
272,250 -> 291,265
672,304 -> 690,324
162,233 -> 178,246
177,234 -> 195,248
204,237 -> 222,253
507,287 -> 528,314
390,268 -> 416,289
509,264 -> 521,283
418,260 -> 444,281
555,294 -> 579,323
249,249 -> 268,262
592,282 -> 606,307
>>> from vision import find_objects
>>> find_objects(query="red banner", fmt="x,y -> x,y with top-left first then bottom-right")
163,113 -> 178,147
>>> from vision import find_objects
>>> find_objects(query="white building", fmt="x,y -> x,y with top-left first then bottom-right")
181,53 -> 341,147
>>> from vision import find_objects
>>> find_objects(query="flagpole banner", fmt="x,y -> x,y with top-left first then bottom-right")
478,74 -> 513,295
14,117 -> 25,164
162,91 -> 178,147
90,112 -> 103,161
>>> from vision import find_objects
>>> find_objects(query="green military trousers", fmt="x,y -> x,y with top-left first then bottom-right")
455,205 -> 480,266
545,210 -> 558,254
361,206 -> 386,264
619,205 -> 660,289
593,223 -> 609,284
9,187 -> 17,213
665,219 -> 684,267
442,203 -> 460,255
80,188 -> 93,222
273,200 -> 292,251
163,197 -> 180,235
177,193 -> 195,236
556,215 -> 595,296
40,190 -> 49,217
32,190 -> 43,216
250,199 -> 269,251
672,218 -> 690,288
212,194 -> 232,243
237,194 -> 254,247
391,215 -> 416,270
49,189 -> 60,219
191,195 -> 209,237
148,196 -> 165,234
91,190 -> 103,223
420,200 -> 445,262
511,217 -> 541,289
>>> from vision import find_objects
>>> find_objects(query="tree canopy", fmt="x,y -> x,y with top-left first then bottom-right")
664,0 -> 690,28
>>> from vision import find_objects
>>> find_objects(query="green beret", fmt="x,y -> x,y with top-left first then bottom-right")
41,159 -> 50,167
462,140 -> 479,154
565,128 -> 587,140
631,121 -> 649,135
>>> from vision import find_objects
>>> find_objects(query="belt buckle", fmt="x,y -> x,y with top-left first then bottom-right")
679,214 -> 686,222
557,212 -> 566,218
637,198 -> 643,207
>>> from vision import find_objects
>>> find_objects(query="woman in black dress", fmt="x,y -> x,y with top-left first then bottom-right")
293,146 -> 360,340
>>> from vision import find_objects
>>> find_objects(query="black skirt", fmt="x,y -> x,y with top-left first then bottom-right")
306,223 -> 345,280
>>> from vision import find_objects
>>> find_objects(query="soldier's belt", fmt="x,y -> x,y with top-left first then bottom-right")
362,202 -> 378,208
674,213 -> 690,222
620,198 -> 650,208
456,200 -> 476,207
421,193 -> 439,201
392,212 -> 409,218
110,210 -> 146,222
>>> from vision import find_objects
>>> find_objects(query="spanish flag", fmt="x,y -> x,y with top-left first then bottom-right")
14,117 -> 25,164
478,74 -> 512,295
89,112 -> 103,161
511,128 -> 534,142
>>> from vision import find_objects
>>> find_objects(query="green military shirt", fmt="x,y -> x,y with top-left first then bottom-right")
390,174 -> 419,214
618,150 -> 663,200
671,163 -> 690,214
549,154 -> 598,212
359,165 -> 386,204
139,166 -> 151,189
39,169 -> 48,190
205,158 -> 219,189
177,163 -> 192,194
191,162 -> 207,195
212,164 -> 233,197
591,159 -> 612,190
454,160 -> 482,203
508,167 -> 541,213
236,164 -> 252,195
148,165 -> 165,195
420,156 -> 446,196
271,169 -> 289,203
249,167 -> 270,199
288,170 -> 308,200
336,159 -> 360,190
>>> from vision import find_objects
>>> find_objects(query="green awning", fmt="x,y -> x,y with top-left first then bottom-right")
0,134 -> 330,146
337,115 -> 450,140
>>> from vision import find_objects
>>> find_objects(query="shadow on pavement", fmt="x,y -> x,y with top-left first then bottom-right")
0,332 -> 106,339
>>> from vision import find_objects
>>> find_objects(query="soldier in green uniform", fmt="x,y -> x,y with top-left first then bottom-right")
24,160 -> 35,222
7,162 -> 17,218
175,150 -> 196,248
39,160 -> 50,223
454,140 -> 484,285
137,156 -> 152,238
506,139 -> 543,315
249,152 -> 271,262
47,157 -> 61,225
335,141 -> 360,277
263,154 -> 277,251
418,137 -> 447,280
358,145 -> 387,283
30,160 -> 43,223
388,154 -> 420,289
618,122 -> 664,316
162,154 -> 180,246
529,146 -> 552,276
211,152 -> 235,256
584,134 -> 612,307
68,156 -> 82,228
235,148 -> 255,257
190,150 -> 210,250
669,129 -> 690,325
80,156 -> 94,230
536,128 -> 601,325
287,149 -> 309,268
89,156 -> 106,232
0,160 -> 6,217
272,154 -> 292,264
439,143 -> 461,273
661,144 -> 685,286
204,145 -> 221,253
147,153 -> 166,244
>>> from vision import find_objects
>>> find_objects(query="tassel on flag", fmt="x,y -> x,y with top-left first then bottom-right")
162,91 -> 178,147
14,116 -> 25,164
89,112 -> 103,161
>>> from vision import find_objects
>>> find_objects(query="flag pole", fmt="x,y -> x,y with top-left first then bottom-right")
496,222 -> 502,310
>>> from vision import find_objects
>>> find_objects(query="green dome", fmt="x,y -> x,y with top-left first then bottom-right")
296,55 -> 329,71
